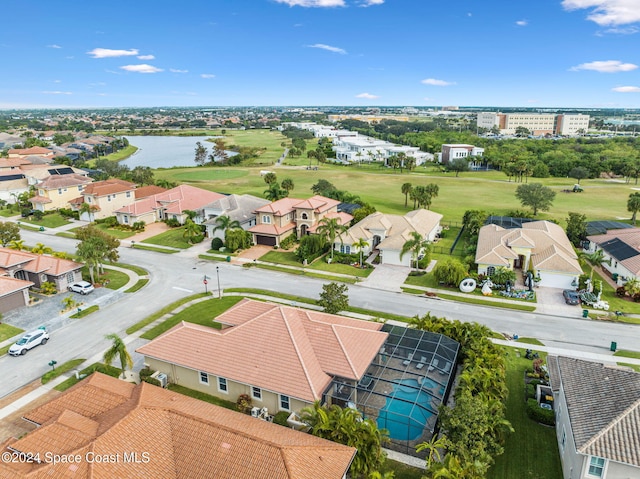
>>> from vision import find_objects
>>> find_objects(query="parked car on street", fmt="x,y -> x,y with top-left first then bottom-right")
68,281 -> 95,295
9,328 -> 49,356
563,289 -> 580,305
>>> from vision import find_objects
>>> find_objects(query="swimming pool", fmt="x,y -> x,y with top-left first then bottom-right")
377,378 -> 436,441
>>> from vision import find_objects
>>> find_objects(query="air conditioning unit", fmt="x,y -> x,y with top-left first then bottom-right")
156,373 -> 168,388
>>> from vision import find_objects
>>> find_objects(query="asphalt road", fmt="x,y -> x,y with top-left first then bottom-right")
1,230 -> 638,399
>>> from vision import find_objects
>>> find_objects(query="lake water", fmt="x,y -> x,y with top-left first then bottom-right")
122,136 -> 236,169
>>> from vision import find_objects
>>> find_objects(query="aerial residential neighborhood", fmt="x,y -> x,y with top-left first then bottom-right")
1,1 -> 640,478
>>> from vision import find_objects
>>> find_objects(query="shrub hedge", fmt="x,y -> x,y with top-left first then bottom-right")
526,398 -> 555,426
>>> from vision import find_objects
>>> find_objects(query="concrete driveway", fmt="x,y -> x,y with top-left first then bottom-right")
535,287 -> 583,317
360,264 -> 411,292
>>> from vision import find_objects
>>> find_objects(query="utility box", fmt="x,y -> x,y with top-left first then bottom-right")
610,341 -> 617,352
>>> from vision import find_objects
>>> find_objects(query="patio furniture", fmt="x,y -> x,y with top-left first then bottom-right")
415,356 -> 427,369
439,361 -> 452,375
403,353 -> 414,366
428,358 -> 440,372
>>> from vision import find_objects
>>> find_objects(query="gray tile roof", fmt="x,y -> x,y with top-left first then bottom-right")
548,356 -> 640,468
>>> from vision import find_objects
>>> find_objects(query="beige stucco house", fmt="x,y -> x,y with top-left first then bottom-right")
475,220 -> 582,289
137,299 -> 387,419
548,356 -> 640,479
70,178 -> 137,220
339,209 -> 442,267
29,174 -> 93,212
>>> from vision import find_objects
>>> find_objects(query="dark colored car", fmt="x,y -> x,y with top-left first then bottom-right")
563,290 -> 580,305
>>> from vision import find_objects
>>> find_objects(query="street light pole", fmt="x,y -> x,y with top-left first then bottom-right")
216,266 -> 221,299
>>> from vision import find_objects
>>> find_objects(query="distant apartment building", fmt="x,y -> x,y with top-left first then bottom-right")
438,144 -> 485,168
478,112 -> 590,136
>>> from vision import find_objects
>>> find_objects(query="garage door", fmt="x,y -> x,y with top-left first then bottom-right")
540,272 -> 574,289
256,235 -> 277,246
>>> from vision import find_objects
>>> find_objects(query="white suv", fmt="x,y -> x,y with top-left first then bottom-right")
9,328 -> 50,356
68,281 -> 95,295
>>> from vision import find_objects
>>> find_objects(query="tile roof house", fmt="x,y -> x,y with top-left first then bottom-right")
586,228 -> 640,285
29,174 -> 94,212
249,195 -> 351,247
7,146 -> 54,159
137,299 -> 387,417
201,193 -> 270,239
69,178 -> 137,221
0,247 -> 84,293
0,275 -> 33,314
115,185 -> 225,226
0,372 -> 355,479
475,220 -> 582,289
547,356 -> 640,479
340,209 -> 442,267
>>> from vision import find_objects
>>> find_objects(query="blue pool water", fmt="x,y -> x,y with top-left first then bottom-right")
377,378 -> 436,441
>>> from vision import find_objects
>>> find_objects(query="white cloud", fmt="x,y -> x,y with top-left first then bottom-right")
421,78 -> 455,86
603,25 -> 639,34
137,54 -> 155,60
47,44 -> 61,49
170,68 -> 189,73
359,0 -> 384,6
356,92 -> 379,99
274,0 -> 345,6
120,64 -> 163,73
87,48 -> 139,58
612,85 -> 640,92
42,91 -> 72,95
516,20 -> 528,26
570,60 -> 638,72
201,74 -> 216,78
562,0 -> 640,26
307,43 -> 347,54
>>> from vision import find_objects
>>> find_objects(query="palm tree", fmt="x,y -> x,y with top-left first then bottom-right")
401,183 -> 413,208
8,239 -> 26,251
182,218 -> 202,244
578,249 -> 611,281
316,217 -> 347,261
400,231 -> 430,271
281,178 -> 294,193
103,333 -> 133,379
212,215 -> 241,237
79,202 -> 99,223
31,242 -> 53,254
628,192 -> 640,225
417,435 -> 450,469
354,237 -> 369,267
264,183 -> 287,201
263,172 -> 277,185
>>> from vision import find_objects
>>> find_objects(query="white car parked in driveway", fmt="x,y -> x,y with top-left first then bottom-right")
9,328 -> 50,356
68,281 -> 95,295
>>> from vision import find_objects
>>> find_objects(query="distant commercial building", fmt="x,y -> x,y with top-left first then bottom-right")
478,112 -> 590,136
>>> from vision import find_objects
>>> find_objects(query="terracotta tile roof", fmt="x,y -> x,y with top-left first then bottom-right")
0,276 -> 33,297
28,195 -> 52,204
134,185 -> 167,198
248,222 -> 296,236
81,179 -> 136,197
137,299 -> 387,402
116,185 -> 224,217
294,195 -> 341,213
115,196 -> 157,216
548,356 -> 640,468
8,147 -> 53,157
254,197 -> 301,216
2,373 -> 355,479
475,221 -> 582,274
0,158 -> 31,168
38,174 -> 93,189
0,249 -> 36,269
0,248 -> 83,277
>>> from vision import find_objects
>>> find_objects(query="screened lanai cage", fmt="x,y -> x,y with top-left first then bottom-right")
325,324 -> 460,456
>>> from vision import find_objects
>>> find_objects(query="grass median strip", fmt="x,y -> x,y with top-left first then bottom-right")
0,324 -> 24,342
41,358 -> 85,384
70,305 -> 99,318
54,363 -> 121,392
126,279 -> 149,293
131,244 -> 179,254
126,293 -> 210,334
613,349 -> 640,359
435,292 -> 536,312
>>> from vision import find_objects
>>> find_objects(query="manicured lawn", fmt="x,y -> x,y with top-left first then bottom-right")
126,279 -> 149,293
87,145 -> 138,166
114,263 -> 148,276
618,362 -> 640,372
141,227 -> 192,249
0,324 -> 24,342
168,384 -> 237,410
613,349 -> 640,359
250,263 -> 358,284
22,213 -> 70,228
70,305 -> 99,318
212,129 -> 293,166
434,293 -> 537,312
516,337 -> 545,346
260,250 -> 301,266
54,363 -> 122,392
0,208 -> 18,217
141,296 -> 243,340
126,293 -> 210,334
100,269 -> 129,289
41,358 -> 85,384
588,269 -> 640,315
309,257 -> 373,278
132,243 -> 179,253
487,347 -> 562,479
92,223 -> 136,239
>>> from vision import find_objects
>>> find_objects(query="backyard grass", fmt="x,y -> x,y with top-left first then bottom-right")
41,358 -> 85,384
141,227 -> 192,249
54,363 -> 122,392
168,384 -> 237,410
126,293 -> 210,334
487,347 -> 562,479
613,349 -> 640,359
21,213 -> 70,228
0,324 -> 24,342
141,296 -> 243,340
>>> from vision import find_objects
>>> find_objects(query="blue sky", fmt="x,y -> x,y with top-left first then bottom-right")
2,0 -> 640,108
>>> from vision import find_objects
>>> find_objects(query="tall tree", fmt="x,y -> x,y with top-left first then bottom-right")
447,157 -> 469,177
211,139 -> 228,164
400,231 -> 430,271
264,182 -> 288,201
565,212 -> 587,247
103,333 -> 133,379
182,219 -> 203,244
353,237 -> 369,267
317,282 -> 349,314
281,178 -> 295,193
263,172 -> 278,185
0,221 -> 20,247
213,215 -> 241,236
515,183 -> 556,216
75,225 -> 120,282
628,192 -> 640,225
194,141 -> 207,166
316,217 -> 347,261
401,183 -> 413,208
568,166 -> 589,185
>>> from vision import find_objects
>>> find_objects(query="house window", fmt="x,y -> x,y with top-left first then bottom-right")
487,266 -> 496,276
87,197 -> 92,203
252,387 -> 262,400
108,195 -> 111,202
262,215 -> 271,224
126,191 -> 131,198
340,245 -> 351,254
123,215 -> 129,224
218,377 -> 228,393
58,188 -> 62,195
280,395 -> 290,411
67,272 -> 74,283
588,457 -> 605,477
301,212 -> 308,220
199,371 -> 209,385
78,185 -> 83,191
